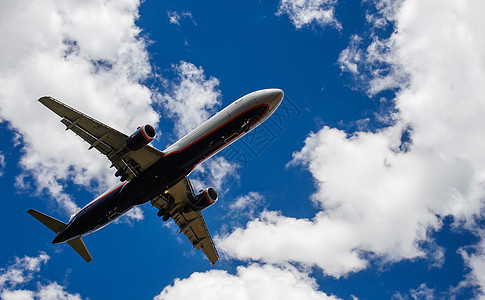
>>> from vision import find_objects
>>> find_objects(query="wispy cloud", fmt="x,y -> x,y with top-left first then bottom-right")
167,11 -> 197,26
159,61 -> 221,139
392,283 -> 436,300
0,153 -> 5,177
276,0 -> 341,30
227,192 -> 264,220
461,235 -> 485,297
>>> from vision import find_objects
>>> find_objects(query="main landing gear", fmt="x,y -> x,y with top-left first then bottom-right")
115,168 -> 129,182
157,208 -> 170,221
157,193 -> 175,222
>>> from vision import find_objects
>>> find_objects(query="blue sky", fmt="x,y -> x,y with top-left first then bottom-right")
1,0 -> 485,299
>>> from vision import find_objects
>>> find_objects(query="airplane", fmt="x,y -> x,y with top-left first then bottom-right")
27,88 -> 284,265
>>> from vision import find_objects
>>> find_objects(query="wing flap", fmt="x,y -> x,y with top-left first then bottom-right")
151,178 -> 219,265
60,118 -> 114,156
39,96 -> 126,150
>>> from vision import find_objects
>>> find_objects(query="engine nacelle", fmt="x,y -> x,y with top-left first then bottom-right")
126,124 -> 156,151
188,188 -> 218,211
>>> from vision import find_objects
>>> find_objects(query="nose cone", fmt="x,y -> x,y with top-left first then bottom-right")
267,88 -> 284,99
259,88 -> 284,112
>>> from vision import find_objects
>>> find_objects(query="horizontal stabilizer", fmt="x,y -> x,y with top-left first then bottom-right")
27,209 -> 66,233
67,237 -> 92,263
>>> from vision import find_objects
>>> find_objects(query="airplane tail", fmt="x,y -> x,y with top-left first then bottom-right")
66,237 -> 92,263
27,209 -> 67,233
27,209 -> 92,263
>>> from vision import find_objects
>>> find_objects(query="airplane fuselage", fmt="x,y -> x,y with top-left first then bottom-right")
53,89 -> 283,244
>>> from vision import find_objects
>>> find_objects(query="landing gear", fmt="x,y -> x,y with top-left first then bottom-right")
157,193 -> 175,222
115,168 -> 125,177
157,208 -> 171,221
120,173 -> 129,182
157,208 -> 167,217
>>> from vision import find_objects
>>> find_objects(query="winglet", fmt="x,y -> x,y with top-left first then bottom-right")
67,237 -> 92,263
27,209 -> 67,233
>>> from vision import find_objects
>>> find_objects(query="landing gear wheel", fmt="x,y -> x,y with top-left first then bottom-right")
115,168 -> 125,177
157,208 -> 167,217
120,173 -> 129,182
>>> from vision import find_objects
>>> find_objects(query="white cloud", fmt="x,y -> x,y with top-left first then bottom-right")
191,156 -> 240,193
0,253 -> 82,300
167,11 -> 196,26
392,283 -> 436,300
0,252 -> 49,289
1,289 -> 34,300
0,152 -> 5,177
159,61 -> 221,139
409,284 -> 436,300
364,0 -> 404,28
218,0 -> 485,280
0,0 -> 158,215
167,11 -> 182,25
154,263 -> 340,300
116,206 -> 144,225
227,192 -> 264,220
461,236 -> 485,298
276,0 -> 341,30
338,34 -> 408,96
35,282 -> 82,300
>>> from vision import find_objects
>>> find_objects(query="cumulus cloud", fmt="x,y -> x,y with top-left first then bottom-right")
276,0 -> 341,30
159,61 -> 221,139
154,263 -> 340,300
0,252 -> 49,289
218,0 -> 485,280
0,0 -> 158,215
0,252 -> 82,300
159,61 -> 238,192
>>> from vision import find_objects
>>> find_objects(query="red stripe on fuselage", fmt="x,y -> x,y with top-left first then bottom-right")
161,104 -> 269,173
163,104 -> 269,158
83,182 -> 127,209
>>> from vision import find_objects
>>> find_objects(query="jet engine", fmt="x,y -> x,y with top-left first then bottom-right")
188,188 -> 218,211
126,124 -> 156,151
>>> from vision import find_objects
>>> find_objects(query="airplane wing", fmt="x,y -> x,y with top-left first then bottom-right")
150,177 -> 219,265
39,96 -> 163,181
